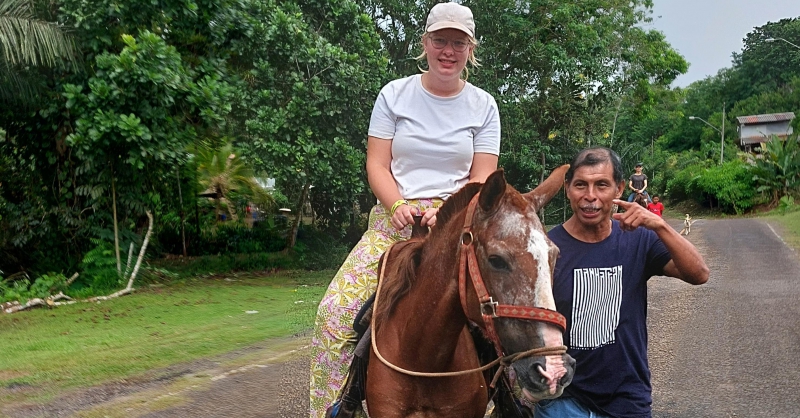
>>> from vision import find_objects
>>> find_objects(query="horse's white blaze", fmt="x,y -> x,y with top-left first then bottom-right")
499,213 -> 563,353
526,228 -> 556,311
499,213 -> 539,300
526,226 -> 565,355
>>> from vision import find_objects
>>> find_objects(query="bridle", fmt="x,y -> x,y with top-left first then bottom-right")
370,192 -> 567,383
458,193 -> 567,356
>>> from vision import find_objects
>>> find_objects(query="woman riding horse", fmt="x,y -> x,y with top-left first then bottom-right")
365,167 -> 575,417
309,4 -> 502,416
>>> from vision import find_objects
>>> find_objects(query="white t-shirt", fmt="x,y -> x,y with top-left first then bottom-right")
368,74 -> 501,200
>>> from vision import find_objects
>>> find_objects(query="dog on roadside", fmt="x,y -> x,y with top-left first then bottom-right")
679,214 -> 693,236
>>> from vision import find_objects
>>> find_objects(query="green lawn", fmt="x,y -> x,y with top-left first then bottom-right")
0,270 -> 331,403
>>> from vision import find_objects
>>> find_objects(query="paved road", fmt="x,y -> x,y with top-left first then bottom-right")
5,217 -> 800,417
648,218 -> 800,417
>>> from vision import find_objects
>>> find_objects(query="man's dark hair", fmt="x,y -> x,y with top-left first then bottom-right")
565,146 -> 624,185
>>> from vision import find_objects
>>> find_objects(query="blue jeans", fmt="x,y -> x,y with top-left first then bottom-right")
627,191 -> 650,203
534,397 -> 614,418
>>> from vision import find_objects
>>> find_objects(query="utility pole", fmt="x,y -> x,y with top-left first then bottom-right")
721,102 -> 725,165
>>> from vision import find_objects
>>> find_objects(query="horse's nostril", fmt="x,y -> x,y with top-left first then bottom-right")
531,359 -> 546,373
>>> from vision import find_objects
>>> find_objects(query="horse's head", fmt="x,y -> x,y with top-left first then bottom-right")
463,165 -> 575,402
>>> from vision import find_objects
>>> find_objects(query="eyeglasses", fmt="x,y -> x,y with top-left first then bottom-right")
428,36 -> 470,52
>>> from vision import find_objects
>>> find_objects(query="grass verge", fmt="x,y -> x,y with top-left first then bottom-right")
764,208 -> 800,251
0,269 -> 331,404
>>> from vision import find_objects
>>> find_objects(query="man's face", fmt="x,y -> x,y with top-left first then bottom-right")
565,162 -> 624,227
635,165 -> 643,173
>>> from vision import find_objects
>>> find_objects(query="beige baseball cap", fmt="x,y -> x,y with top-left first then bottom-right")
425,3 -> 475,38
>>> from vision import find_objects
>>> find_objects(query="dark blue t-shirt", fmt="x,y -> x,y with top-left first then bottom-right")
548,221 -> 671,418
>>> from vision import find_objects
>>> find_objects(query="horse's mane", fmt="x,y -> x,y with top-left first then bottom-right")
373,182 -> 483,328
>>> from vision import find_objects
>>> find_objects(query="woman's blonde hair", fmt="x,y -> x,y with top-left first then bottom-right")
415,32 -> 480,80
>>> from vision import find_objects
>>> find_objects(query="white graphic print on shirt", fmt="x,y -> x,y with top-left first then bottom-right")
570,266 -> 623,349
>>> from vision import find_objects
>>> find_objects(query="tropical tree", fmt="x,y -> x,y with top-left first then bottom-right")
750,135 -> 800,206
196,140 -> 274,223
0,0 -> 79,103
731,17 -> 800,97
230,0 -> 387,248
64,31 -> 231,271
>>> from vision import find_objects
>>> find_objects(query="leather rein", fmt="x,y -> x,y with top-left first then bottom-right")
370,193 -> 568,384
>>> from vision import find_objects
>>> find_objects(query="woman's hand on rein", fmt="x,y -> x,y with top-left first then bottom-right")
391,205 -> 438,230
420,207 -> 438,228
391,203 -> 417,230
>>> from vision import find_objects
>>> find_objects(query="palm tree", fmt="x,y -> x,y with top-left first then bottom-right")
0,0 -> 80,103
196,140 -> 275,223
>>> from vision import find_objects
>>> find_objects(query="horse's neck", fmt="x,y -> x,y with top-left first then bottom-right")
385,230 -> 468,369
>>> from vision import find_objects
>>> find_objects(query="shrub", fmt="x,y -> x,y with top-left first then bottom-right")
0,272 -> 70,303
149,252 -> 296,278
694,161 -> 756,214
294,225 -> 351,271
667,160 -> 756,214
79,239 -> 124,291
156,219 -> 287,256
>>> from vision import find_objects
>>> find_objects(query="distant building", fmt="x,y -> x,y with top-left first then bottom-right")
736,112 -> 794,152
255,177 -> 276,191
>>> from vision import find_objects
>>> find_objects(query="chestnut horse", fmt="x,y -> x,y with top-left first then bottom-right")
366,167 -> 575,417
633,192 -> 648,209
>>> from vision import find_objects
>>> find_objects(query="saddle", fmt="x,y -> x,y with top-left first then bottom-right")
325,217 -> 534,418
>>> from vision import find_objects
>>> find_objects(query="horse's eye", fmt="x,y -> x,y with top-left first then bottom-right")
488,255 -> 510,271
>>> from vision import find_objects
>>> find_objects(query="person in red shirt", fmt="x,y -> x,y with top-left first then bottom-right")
647,195 -> 665,217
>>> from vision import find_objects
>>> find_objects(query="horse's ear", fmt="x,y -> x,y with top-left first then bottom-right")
525,164 -> 569,212
478,169 -> 506,213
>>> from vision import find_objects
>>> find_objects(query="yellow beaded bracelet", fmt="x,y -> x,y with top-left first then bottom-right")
390,199 -> 409,217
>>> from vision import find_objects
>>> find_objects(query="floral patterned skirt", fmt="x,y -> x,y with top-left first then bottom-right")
308,199 -> 442,417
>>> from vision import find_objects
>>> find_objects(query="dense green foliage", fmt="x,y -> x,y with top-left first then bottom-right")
666,161 -> 756,214
2,0 -> 800,291
614,18 -> 800,213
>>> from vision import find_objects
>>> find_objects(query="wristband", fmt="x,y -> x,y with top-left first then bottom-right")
390,199 -> 409,217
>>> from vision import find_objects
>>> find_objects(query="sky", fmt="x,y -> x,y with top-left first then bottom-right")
650,0 -> 800,87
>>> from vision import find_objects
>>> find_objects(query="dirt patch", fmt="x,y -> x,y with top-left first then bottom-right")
0,370 -> 30,381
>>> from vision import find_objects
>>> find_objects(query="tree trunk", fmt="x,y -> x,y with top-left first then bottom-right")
215,195 -> 222,224
111,173 -> 121,277
286,181 -> 311,250
194,143 -> 201,237
177,167 -> 187,257
609,96 -> 623,148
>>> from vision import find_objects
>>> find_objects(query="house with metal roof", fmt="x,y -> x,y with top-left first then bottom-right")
736,112 -> 795,152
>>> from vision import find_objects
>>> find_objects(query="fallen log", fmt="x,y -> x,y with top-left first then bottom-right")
2,211 -> 154,314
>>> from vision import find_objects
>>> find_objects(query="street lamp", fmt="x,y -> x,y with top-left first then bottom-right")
688,113 -> 725,165
765,37 -> 800,50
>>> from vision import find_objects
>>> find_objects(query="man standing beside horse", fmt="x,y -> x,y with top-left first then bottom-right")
535,147 -> 709,418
